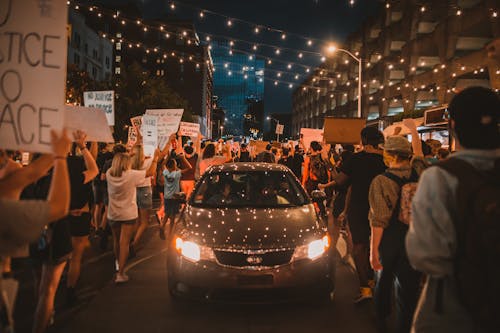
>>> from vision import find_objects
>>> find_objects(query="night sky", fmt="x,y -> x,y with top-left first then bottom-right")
129,0 -> 382,115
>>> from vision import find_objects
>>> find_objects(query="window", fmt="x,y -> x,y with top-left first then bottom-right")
105,56 -> 110,68
93,49 -> 98,60
116,42 -> 121,51
92,66 -> 97,78
84,43 -> 88,54
73,53 -> 80,65
115,55 -> 121,63
84,62 -> 88,71
73,33 -> 81,49
115,67 -> 121,74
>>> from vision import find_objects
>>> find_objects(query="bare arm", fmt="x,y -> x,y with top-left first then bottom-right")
47,129 -> 72,221
179,154 -> 193,174
403,119 -> 423,157
145,149 -> 160,177
0,154 -> 55,199
74,131 -> 98,184
370,227 -> 384,271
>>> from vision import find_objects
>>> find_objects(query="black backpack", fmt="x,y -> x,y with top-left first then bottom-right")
309,154 -> 329,183
437,157 -> 500,331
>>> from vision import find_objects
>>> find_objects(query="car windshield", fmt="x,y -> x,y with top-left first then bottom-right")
191,170 -> 309,208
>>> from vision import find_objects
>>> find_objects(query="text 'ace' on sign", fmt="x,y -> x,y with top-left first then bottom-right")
0,0 -> 68,153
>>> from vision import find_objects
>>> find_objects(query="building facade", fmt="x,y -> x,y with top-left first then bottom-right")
212,42 -> 265,136
68,8 -> 113,81
292,0 -> 499,135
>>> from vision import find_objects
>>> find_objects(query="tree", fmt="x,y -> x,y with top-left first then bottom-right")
66,64 -> 112,105
115,62 -> 193,141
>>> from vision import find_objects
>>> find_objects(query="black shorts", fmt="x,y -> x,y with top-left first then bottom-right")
164,198 -> 180,217
30,218 -> 72,266
68,213 -> 92,237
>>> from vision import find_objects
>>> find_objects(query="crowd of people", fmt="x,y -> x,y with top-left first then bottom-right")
0,86 -> 498,333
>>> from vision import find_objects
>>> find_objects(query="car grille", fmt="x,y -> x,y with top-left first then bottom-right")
213,249 -> 294,268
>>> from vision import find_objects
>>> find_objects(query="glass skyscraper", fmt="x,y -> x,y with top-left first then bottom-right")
212,42 -> 265,136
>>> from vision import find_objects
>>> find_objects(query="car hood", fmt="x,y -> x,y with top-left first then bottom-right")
177,204 -> 325,249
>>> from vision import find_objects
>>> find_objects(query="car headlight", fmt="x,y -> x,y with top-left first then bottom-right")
292,235 -> 330,261
175,237 -> 215,262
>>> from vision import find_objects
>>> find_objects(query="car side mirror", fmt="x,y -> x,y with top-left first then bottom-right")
310,190 -> 327,202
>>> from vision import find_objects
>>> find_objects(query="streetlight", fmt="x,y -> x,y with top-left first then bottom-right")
327,44 -> 362,118
266,116 -> 281,142
220,125 -> 224,138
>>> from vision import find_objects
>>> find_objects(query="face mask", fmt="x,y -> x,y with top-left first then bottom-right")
383,151 -> 396,167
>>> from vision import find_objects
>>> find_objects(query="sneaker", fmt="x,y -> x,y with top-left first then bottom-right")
114,260 -> 119,272
353,287 -> 372,304
115,273 -> 129,283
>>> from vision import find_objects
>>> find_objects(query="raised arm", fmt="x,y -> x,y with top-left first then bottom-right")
403,118 -> 423,157
179,153 -> 193,174
145,149 -> 160,177
47,129 -> 72,221
74,130 -> 98,184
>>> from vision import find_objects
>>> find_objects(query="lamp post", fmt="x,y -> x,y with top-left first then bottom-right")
327,45 -> 362,118
266,116 -> 280,142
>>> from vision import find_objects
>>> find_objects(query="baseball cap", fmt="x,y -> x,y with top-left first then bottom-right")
380,136 -> 412,155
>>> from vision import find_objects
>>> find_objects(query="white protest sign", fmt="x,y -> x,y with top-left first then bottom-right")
275,124 -> 284,135
300,128 -> 324,152
83,91 -> 115,125
64,106 -> 114,143
145,109 -> 183,148
0,0 -> 68,153
179,122 -> 200,137
142,115 -> 158,157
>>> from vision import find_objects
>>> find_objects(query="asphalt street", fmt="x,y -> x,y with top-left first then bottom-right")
42,220 -> 379,333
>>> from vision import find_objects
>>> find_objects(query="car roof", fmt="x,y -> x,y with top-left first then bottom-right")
205,162 -> 291,174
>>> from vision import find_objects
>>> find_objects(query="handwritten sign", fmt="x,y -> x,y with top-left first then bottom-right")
0,0 -> 68,153
130,115 -> 142,133
83,91 -> 115,125
64,106 -> 114,143
275,124 -> 284,135
142,115 -> 158,157
179,122 -> 200,137
145,109 -> 183,148
127,127 -> 137,148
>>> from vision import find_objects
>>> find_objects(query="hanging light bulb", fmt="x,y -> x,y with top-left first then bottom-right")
199,11 -> 204,18
420,6 -> 426,12
307,40 -> 313,46
227,19 -> 233,27
298,53 -> 303,58
205,36 -> 210,41
456,9 -> 462,16
252,44 -> 258,51
274,81 -> 278,86
254,26 -> 260,34
287,64 -> 292,69
289,84 -> 293,88
267,59 -> 272,65
170,2 -> 175,10
275,49 -> 281,55
281,33 -> 286,40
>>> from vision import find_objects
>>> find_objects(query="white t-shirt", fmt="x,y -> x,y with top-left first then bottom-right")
106,169 -> 146,221
136,157 -> 153,188
199,156 -> 227,175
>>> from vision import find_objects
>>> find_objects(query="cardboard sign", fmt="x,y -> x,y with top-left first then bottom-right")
142,115 -> 158,157
179,122 -> 200,137
249,140 -> 269,155
127,127 -> 138,148
64,106 -> 114,143
130,116 -> 142,133
0,0 -> 68,153
83,91 -> 115,125
145,109 -> 183,148
300,128 -> 324,151
323,118 -> 367,144
275,124 -> 284,135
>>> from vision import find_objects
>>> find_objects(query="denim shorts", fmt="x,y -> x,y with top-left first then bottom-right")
136,186 -> 153,209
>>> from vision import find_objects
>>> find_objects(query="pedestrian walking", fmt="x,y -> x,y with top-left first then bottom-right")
106,149 -> 160,283
65,132 -> 99,306
368,135 -> 425,332
406,87 -> 500,333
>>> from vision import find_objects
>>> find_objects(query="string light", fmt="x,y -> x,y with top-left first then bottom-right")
170,2 -> 175,10
281,34 -> 287,40
254,27 -> 260,34
227,19 -> 233,27
420,6 -> 426,13
456,9 -> 462,16
199,11 -> 204,18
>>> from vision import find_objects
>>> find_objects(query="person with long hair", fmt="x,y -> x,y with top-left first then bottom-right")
106,149 -> 159,283
130,145 -> 154,253
199,142 -> 232,175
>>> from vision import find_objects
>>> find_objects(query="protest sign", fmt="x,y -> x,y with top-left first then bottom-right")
142,115 -> 158,157
249,140 -> 269,155
145,109 -> 183,148
130,115 -> 142,133
83,91 -> 115,125
127,127 -> 138,148
64,106 -> 114,143
0,0 -> 68,153
275,124 -> 284,135
323,117 -> 366,144
300,128 -> 324,151
179,122 -> 200,137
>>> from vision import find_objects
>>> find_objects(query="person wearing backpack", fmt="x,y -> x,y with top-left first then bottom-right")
302,141 -> 329,194
406,86 -> 500,333
368,135 -> 426,333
